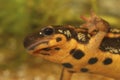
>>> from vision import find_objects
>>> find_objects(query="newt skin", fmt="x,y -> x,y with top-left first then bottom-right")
24,13 -> 120,80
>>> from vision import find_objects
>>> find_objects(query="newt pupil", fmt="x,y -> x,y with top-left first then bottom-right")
43,27 -> 54,35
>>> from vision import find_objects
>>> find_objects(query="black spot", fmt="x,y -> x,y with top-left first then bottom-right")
42,48 -> 51,51
68,70 -> 76,73
80,68 -> 88,72
55,47 -> 60,50
62,63 -> 73,68
103,58 -> 113,65
70,49 -> 75,54
70,49 -> 85,59
88,57 -> 98,64
56,37 -> 62,42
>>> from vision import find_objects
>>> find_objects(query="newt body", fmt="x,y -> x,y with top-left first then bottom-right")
24,13 -> 120,80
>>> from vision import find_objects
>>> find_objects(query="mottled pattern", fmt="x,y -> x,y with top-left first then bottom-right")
109,28 -> 120,34
76,32 -> 91,44
100,37 -> 120,54
54,26 -> 120,54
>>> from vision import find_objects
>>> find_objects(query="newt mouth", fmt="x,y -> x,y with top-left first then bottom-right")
26,40 -> 52,55
27,40 -> 49,50
33,49 -> 50,55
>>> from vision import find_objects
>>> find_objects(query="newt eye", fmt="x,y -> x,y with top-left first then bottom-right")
43,27 -> 54,35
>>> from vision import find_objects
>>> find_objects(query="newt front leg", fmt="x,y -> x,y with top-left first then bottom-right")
60,68 -> 73,80
81,12 -> 110,51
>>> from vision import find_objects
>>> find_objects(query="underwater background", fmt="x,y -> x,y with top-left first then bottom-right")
0,0 -> 120,80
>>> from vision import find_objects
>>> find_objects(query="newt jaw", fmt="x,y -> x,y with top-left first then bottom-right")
26,40 -> 50,55
27,40 -> 49,50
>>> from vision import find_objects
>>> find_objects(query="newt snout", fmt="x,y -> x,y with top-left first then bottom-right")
24,26 -> 57,52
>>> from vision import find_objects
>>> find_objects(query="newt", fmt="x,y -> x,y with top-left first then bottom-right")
23,13 -> 120,80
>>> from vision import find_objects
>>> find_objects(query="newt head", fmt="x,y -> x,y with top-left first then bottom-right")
23,25 -> 78,63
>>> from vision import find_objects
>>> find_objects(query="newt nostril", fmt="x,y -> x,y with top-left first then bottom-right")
23,35 -> 35,49
23,37 -> 31,49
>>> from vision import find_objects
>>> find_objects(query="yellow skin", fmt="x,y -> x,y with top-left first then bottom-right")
24,13 -> 120,80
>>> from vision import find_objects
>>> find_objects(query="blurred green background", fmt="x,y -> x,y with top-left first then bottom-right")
0,0 -> 120,80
